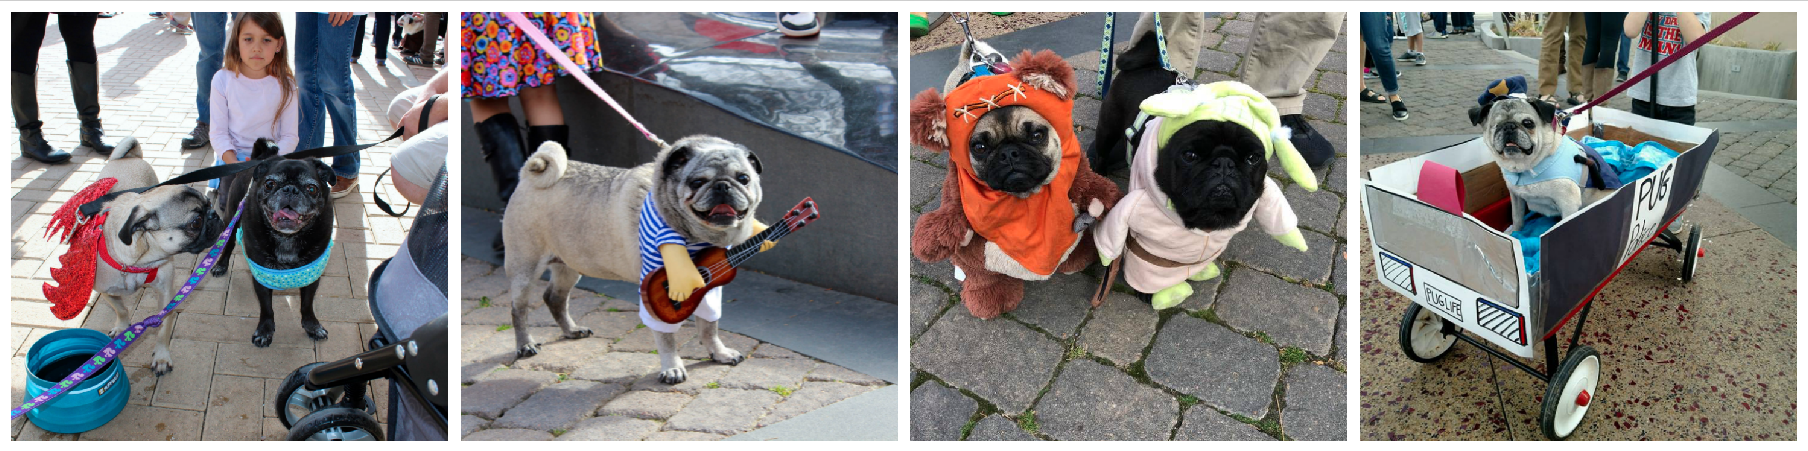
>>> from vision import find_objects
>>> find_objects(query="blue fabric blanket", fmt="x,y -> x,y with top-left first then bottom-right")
1510,137 -> 1680,274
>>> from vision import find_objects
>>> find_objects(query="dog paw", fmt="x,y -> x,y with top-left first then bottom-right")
251,333 -> 273,348
304,323 -> 329,341
210,262 -> 230,277
658,367 -> 688,385
1072,212 -> 1096,233
152,360 -> 175,377
711,348 -> 746,365
516,343 -> 541,358
252,319 -> 275,347
565,328 -> 594,339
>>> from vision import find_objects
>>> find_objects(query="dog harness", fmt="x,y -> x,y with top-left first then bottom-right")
237,228 -> 334,290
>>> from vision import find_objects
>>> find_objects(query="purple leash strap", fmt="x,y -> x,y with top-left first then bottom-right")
11,200 -> 244,420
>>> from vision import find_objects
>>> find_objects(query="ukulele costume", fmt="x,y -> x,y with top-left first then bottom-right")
636,192 -> 721,332
1093,82 -> 1315,309
909,50 -> 1122,319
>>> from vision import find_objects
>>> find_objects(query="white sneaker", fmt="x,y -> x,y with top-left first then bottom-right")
777,12 -> 820,37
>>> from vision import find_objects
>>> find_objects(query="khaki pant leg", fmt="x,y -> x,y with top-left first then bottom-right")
1537,12 -> 1572,97
1129,12 -> 1207,74
1239,12 -> 1344,115
1563,13 -> 1587,96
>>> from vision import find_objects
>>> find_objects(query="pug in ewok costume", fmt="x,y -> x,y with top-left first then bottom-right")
910,50 -> 1122,319
1094,82 -> 1317,309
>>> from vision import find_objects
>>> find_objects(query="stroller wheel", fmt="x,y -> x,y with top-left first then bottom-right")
1681,225 -> 1703,282
287,407 -> 384,441
1539,345 -> 1600,440
1398,303 -> 1457,362
277,362 -> 377,428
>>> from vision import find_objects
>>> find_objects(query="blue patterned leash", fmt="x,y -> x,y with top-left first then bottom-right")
12,199 -> 245,420
1097,12 -> 1188,98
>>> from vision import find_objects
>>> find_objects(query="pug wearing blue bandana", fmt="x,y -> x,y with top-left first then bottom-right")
1468,76 -> 1612,233
215,139 -> 338,347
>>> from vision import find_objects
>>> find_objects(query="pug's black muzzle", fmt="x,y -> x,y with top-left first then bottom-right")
182,208 -> 226,254
1494,124 -> 1535,155
981,143 -> 1053,194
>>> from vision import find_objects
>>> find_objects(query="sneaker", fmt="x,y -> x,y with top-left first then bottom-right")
330,176 -> 358,199
777,12 -> 820,38
1616,71 -> 1628,83
180,121 -> 209,149
1397,51 -> 1418,61
1391,100 -> 1410,121
1362,70 -> 1378,80
1428,31 -> 1449,39
1414,53 -> 1427,66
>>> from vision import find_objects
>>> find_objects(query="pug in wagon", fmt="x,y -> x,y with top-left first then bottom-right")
1467,76 -> 1623,233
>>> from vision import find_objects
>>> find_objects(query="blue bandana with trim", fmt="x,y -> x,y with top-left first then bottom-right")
236,228 -> 334,290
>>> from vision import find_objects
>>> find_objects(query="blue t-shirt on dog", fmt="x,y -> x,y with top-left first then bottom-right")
638,192 -> 713,285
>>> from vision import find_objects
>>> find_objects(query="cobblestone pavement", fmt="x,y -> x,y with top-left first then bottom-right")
1358,28 -> 1797,203
457,258 -> 891,441
12,14 -> 437,440
1358,151 -> 1797,440
910,13 -> 1348,441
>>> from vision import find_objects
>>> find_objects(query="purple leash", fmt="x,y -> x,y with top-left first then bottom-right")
11,200 -> 244,420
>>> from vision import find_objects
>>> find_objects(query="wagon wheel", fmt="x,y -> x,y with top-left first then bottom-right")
1681,224 -> 1703,282
287,407 -> 384,441
1398,303 -> 1457,362
1539,345 -> 1600,440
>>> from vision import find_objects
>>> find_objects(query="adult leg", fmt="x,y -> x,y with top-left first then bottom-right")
295,13 -> 326,152
371,12 -> 391,66
1431,12 -> 1447,35
60,12 -> 113,154
1361,12 -> 1406,120
313,15 -> 362,192
1240,12 -> 1344,168
1537,13 -> 1569,98
12,12 -> 68,163
518,85 -> 569,152
417,12 -> 442,66
351,15 -> 365,61
1562,12 -> 1586,101
1129,12 -> 1206,73
186,12 -> 228,149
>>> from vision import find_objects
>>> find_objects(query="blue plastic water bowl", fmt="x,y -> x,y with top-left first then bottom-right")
24,328 -> 130,434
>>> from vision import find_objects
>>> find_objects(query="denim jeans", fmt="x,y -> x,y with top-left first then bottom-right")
295,12 -> 360,178
1430,12 -> 1447,34
1359,12 -> 1399,94
193,12 -> 229,121
1617,34 -> 1631,73
371,12 -> 392,63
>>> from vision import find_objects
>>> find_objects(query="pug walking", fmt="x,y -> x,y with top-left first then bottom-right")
501,136 -> 775,384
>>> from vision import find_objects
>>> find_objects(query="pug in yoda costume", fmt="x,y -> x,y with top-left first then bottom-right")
1093,81 -> 1317,309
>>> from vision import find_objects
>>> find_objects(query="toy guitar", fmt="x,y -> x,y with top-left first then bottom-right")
641,198 -> 820,324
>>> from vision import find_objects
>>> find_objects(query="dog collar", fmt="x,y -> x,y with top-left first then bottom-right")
236,227 -> 334,291
96,228 -> 160,283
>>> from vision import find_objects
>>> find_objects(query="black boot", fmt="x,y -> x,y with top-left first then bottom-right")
476,113 -> 528,254
526,124 -> 569,155
1281,114 -> 1336,169
13,70 -> 70,164
67,61 -> 115,154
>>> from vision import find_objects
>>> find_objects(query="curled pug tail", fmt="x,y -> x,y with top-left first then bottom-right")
520,141 -> 569,190
106,136 -> 139,161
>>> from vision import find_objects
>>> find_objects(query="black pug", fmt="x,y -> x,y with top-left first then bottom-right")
1089,33 -> 1173,175
1157,120 -> 1268,230
215,139 -> 336,347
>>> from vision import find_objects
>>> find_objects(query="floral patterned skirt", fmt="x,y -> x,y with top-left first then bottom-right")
461,12 -> 604,99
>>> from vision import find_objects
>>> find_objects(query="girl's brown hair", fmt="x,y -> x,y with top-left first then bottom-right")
222,13 -> 295,125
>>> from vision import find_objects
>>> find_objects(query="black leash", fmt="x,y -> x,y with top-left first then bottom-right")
79,128 -> 405,217
372,93 -> 442,217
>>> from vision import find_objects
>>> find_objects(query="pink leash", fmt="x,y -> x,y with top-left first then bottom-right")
501,12 -> 667,148
1564,12 -> 1757,119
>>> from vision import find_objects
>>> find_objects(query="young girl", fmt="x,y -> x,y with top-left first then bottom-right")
208,13 -> 299,188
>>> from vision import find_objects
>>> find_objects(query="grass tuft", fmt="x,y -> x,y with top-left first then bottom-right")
496,325 -> 512,331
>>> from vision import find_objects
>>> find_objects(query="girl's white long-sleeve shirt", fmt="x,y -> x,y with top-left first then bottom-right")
208,70 -> 298,160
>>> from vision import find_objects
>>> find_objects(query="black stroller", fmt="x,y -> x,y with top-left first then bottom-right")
273,166 -> 450,440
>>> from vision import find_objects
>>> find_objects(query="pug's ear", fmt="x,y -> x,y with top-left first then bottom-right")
661,143 -> 691,181
252,139 -> 276,160
118,205 -> 149,246
909,88 -> 950,153
744,149 -> 763,174
1469,103 -> 1493,126
1532,100 -> 1559,126
312,159 -> 336,192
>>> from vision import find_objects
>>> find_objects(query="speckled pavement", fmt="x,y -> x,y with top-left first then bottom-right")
12,13 -> 438,440
909,12 -> 1349,441
457,258 -> 892,441
1357,151 -> 1797,441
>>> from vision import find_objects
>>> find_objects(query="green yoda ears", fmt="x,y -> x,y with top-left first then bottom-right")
1138,81 -> 1318,192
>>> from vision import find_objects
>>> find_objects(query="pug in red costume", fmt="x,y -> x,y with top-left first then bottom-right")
910,49 -> 1122,318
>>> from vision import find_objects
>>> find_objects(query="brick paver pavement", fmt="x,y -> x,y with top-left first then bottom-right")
11,13 -> 440,440
909,13 -> 1348,441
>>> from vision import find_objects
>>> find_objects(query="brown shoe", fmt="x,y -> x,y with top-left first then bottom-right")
330,176 -> 358,199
